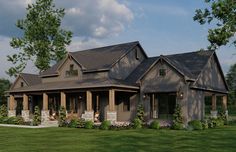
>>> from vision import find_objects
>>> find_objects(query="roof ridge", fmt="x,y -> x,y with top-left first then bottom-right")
69,41 -> 139,54
165,49 -> 214,57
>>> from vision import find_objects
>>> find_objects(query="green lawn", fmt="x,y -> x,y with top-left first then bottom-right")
0,125 -> 236,152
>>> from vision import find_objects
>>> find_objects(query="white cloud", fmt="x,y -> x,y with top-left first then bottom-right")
67,37 -> 103,51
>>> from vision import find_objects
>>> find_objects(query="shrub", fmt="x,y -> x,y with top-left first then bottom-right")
100,120 -> 111,130
172,104 -> 184,130
77,118 -> 86,128
171,122 -> 184,130
150,120 -> 160,129
202,120 -> 208,129
85,120 -> 94,129
33,106 -> 41,126
208,118 -> 224,128
68,118 -> 79,128
133,118 -> 142,129
188,120 -> 203,130
136,104 -> 145,123
7,117 -> 17,124
0,104 -> 8,117
219,110 -> 228,125
59,106 -> 66,127
15,116 -> 24,125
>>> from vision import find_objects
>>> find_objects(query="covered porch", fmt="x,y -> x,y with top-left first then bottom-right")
8,87 -> 138,124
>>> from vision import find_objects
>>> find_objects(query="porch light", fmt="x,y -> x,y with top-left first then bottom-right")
177,86 -> 184,99
79,96 -> 82,99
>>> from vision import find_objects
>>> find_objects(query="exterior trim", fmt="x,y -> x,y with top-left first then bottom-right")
190,86 -> 228,94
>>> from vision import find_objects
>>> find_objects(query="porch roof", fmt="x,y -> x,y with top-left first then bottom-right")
8,78 -> 139,93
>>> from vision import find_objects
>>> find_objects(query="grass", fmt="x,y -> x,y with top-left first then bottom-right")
1,125 -> 236,152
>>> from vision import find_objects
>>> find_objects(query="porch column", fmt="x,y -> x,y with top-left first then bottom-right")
60,92 -> 66,108
22,94 -> 30,121
41,93 -> 49,123
107,89 -> 117,123
152,94 -> 157,119
222,95 -> 228,118
82,91 -> 94,121
8,95 -> 16,117
211,94 -> 217,118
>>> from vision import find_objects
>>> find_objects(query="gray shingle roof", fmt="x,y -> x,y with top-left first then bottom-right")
164,50 -> 214,79
70,41 -> 139,71
20,73 -> 41,85
125,57 -> 159,84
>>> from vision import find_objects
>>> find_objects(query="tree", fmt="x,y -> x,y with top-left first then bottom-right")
0,79 -> 11,105
193,0 -> 236,50
7,0 -> 72,77
226,63 -> 236,106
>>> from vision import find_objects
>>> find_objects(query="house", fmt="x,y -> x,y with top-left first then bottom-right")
7,41 -> 228,124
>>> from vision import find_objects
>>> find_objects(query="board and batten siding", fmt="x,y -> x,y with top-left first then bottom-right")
11,76 -> 28,89
109,46 -> 146,80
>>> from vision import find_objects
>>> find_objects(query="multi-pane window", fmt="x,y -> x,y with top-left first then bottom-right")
123,99 -> 130,111
65,64 -> 78,77
20,82 -> 24,87
159,68 -> 166,77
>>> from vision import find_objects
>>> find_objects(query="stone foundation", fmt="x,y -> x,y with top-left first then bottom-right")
210,110 -> 218,118
41,110 -> 50,123
107,111 -> 117,123
82,111 -> 94,121
22,110 -> 30,122
8,110 -> 16,117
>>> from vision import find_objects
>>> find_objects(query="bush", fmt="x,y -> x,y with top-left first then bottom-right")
7,117 -> 17,124
59,106 -> 66,127
202,120 -> 208,129
100,120 -> 111,130
208,118 -> 224,128
171,122 -> 184,130
172,104 -> 184,130
0,104 -> 8,117
219,110 -> 228,125
133,118 -> 142,129
15,116 -> 24,125
68,118 -> 79,128
150,120 -> 160,129
33,106 -> 41,126
136,104 -> 145,123
188,120 -> 203,130
77,118 -> 86,128
85,120 -> 94,129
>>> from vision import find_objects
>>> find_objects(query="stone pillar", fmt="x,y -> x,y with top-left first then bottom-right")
60,92 -> 66,108
211,94 -> 217,118
107,89 -> 117,123
22,94 -> 30,121
82,91 -> 94,121
41,93 -> 49,122
222,95 -> 228,118
8,95 -> 16,117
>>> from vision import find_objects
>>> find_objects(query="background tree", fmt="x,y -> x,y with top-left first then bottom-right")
7,0 -> 72,77
226,63 -> 236,106
193,0 -> 236,50
0,79 -> 11,105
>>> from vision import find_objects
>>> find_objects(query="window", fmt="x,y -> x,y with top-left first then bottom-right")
20,82 -> 24,87
159,69 -> 166,77
65,64 -> 78,77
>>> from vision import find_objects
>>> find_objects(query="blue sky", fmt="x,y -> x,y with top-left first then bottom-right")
0,0 -> 235,80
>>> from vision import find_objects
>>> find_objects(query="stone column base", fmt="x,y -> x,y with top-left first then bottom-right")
107,111 -> 117,123
82,111 -> 94,121
41,110 -> 50,123
211,110 -> 218,118
152,110 -> 158,119
8,110 -> 16,117
22,110 -> 30,122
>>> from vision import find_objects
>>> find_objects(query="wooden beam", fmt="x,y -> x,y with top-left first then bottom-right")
43,93 -> 48,110
60,92 -> 66,108
222,95 -> 227,111
23,94 -> 28,110
109,89 -> 115,111
9,95 -> 15,110
212,94 -> 216,111
96,95 -> 99,112
86,91 -> 92,111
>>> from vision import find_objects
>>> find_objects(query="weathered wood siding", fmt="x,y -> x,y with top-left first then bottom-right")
109,46 -> 146,80
195,54 -> 227,91
11,76 -> 28,89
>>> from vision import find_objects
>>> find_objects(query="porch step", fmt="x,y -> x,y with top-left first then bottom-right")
40,120 -> 58,127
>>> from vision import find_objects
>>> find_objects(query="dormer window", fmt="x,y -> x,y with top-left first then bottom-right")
66,64 -> 78,77
20,82 -> 24,87
159,69 -> 166,77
